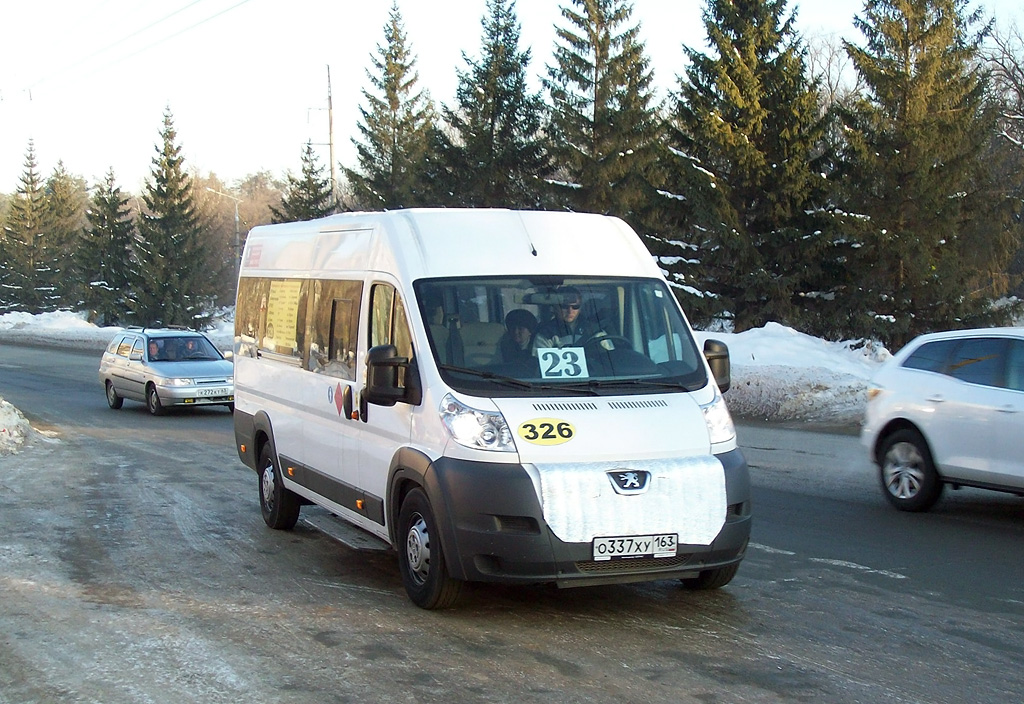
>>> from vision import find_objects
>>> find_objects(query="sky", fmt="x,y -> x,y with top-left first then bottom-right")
0,309 -> 892,453
3,0 -> 1020,194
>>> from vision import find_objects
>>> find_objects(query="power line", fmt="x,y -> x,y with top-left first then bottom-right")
25,0 -> 255,91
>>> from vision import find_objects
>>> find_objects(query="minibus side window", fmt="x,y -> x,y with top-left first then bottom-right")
369,283 -> 414,385
235,277 -> 272,358
308,279 -> 361,380
265,280 -> 307,358
370,285 -> 395,349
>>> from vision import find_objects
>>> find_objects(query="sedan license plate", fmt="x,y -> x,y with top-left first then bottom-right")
593,534 -> 677,561
197,387 -> 228,397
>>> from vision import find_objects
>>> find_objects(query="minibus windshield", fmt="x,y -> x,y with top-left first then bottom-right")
415,276 -> 708,397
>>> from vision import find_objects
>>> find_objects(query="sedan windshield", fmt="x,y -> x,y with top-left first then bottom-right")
148,336 -> 222,362
414,276 -> 707,397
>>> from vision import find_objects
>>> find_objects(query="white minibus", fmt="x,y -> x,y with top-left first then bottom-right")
233,209 -> 750,608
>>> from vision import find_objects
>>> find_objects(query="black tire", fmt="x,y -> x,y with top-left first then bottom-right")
878,428 -> 942,512
681,562 -> 740,590
397,488 -> 462,609
146,384 -> 164,416
226,403 -> 235,413
105,381 -> 123,409
258,444 -> 300,530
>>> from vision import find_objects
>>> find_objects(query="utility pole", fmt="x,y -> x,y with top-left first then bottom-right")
327,64 -> 337,205
206,187 -> 243,279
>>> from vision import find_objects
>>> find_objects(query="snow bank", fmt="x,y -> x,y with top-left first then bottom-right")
0,397 -> 31,455
695,322 -> 890,426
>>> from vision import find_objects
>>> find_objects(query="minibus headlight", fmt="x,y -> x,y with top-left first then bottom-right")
701,388 -> 736,445
439,394 -> 515,452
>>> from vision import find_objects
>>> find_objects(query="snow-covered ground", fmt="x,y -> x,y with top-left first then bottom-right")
0,311 -> 890,454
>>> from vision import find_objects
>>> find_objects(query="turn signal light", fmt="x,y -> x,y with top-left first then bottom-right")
240,444 -> 246,454
356,499 -> 365,510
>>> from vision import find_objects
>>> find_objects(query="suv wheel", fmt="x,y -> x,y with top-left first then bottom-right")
878,428 -> 942,512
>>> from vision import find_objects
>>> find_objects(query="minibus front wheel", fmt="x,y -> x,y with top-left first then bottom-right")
681,562 -> 740,590
397,488 -> 462,609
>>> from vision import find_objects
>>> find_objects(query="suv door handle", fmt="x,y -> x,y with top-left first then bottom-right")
998,404 -> 1017,413
926,394 -> 945,403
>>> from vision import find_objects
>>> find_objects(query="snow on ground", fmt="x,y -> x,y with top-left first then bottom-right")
0,311 -> 890,454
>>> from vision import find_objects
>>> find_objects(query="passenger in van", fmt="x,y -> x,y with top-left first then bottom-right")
148,340 -> 163,361
499,309 -> 538,363
534,287 -> 600,348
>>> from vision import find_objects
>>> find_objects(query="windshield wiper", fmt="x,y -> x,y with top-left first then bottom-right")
437,365 -> 599,395
438,364 -> 536,390
554,377 -> 700,393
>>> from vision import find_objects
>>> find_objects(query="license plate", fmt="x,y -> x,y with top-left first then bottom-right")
593,534 -> 677,561
197,387 -> 229,397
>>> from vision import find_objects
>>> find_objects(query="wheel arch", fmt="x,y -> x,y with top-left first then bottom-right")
386,447 -> 467,581
252,411 -> 277,466
874,418 -> 931,465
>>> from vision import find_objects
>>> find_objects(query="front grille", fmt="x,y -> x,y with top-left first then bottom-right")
575,554 -> 694,573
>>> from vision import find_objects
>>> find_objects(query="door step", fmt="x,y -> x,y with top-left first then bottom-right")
302,507 -> 391,552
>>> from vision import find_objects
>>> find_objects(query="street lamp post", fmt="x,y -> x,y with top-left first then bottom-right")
206,187 -> 243,278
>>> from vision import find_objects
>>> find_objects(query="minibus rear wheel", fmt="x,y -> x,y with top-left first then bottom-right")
397,488 -> 462,609
259,444 -> 300,530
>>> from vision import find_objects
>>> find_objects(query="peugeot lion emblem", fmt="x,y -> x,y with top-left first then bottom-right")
608,469 -> 650,495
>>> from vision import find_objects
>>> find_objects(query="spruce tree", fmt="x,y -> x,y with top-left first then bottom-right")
437,0 -> 548,208
0,142 -> 53,313
270,142 -> 336,223
840,0 -> 1020,347
543,0 -> 662,218
345,2 -> 436,210
132,109 -> 222,328
670,0 -> 834,332
79,169 -> 136,325
45,162 -> 88,307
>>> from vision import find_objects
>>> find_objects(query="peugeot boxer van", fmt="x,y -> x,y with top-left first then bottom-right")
233,209 -> 750,609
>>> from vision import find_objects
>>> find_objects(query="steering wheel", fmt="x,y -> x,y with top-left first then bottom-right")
583,334 -> 633,353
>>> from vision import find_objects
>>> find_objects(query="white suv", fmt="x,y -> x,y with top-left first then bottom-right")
862,328 -> 1024,511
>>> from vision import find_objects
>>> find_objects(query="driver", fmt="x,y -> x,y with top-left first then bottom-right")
534,286 -> 600,348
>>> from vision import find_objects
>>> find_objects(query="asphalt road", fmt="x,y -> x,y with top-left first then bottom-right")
1,343 -> 1022,703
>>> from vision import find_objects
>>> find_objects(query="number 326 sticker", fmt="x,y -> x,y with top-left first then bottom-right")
517,418 -> 576,445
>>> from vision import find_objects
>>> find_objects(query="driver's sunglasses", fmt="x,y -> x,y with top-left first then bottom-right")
560,303 -> 581,310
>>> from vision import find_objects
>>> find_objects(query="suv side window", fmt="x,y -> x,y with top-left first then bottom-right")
131,338 -> 144,360
902,339 -> 958,373
1007,340 -> 1024,392
947,337 -> 1007,387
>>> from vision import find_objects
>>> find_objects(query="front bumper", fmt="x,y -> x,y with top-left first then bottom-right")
157,383 -> 234,406
427,449 -> 751,587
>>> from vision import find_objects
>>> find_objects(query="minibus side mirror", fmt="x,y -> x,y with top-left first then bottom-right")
364,344 -> 421,407
703,338 -> 731,393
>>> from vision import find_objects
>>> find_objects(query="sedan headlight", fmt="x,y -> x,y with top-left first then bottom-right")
439,394 -> 515,452
701,387 -> 736,446
163,377 -> 194,387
